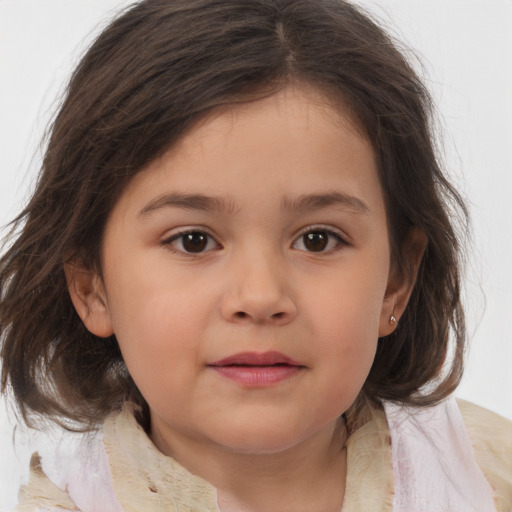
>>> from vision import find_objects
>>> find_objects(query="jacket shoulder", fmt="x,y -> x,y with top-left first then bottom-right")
15,453 -> 79,511
457,399 -> 512,511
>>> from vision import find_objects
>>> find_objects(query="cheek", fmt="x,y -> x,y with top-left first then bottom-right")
306,262 -> 388,339
105,252 -> 207,337
103,270 -> 210,390
311,320 -> 378,417
301,263 -> 387,401
313,308 -> 379,384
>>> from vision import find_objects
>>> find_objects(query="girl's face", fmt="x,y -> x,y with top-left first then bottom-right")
69,86 -> 412,460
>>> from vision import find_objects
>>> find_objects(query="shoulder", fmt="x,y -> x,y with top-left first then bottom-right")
457,398 -> 512,447
383,397 -> 508,511
16,426 -> 123,512
457,399 -> 512,511
16,453 -> 78,512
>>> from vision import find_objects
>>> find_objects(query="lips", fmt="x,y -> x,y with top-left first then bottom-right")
210,351 -> 301,367
208,351 -> 304,387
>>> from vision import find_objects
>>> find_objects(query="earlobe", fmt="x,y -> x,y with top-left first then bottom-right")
379,227 -> 428,337
64,262 -> 114,338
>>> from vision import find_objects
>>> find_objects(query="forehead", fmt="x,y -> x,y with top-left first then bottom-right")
111,85 -> 382,219
175,84 -> 368,161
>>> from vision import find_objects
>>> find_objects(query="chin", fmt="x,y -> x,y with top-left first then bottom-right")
224,437 -> 302,456
211,419 -> 320,456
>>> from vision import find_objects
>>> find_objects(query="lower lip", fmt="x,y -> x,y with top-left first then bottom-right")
210,365 -> 302,387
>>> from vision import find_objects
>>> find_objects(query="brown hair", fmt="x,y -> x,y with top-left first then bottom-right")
0,0 -> 467,429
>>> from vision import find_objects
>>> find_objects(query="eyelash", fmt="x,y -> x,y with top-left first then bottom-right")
292,225 -> 348,253
161,229 -> 220,254
161,226 -> 348,255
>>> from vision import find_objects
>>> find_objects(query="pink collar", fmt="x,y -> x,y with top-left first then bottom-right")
384,397 -> 496,512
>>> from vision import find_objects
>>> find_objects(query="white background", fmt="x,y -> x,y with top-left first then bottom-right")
1,0 -> 511,510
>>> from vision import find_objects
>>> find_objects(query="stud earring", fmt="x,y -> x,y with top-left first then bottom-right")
389,315 -> 398,325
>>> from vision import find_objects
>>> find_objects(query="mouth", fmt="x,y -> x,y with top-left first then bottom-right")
208,351 -> 305,387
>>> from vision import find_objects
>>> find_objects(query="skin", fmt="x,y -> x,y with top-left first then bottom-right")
67,86 -> 423,512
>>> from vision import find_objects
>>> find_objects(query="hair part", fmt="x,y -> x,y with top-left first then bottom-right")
1,0 -> 467,430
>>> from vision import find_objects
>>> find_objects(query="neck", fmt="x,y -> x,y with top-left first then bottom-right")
152,417 -> 348,512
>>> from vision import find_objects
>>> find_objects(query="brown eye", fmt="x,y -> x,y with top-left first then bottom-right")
304,231 -> 328,252
292,228 -> 346,253
182,232 -> 208,252
165,230 -> 218,254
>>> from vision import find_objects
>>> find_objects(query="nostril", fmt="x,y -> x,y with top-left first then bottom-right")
230,310 -> 290,322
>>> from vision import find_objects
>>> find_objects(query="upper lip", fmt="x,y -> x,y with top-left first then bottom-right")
209,351 -> 302,367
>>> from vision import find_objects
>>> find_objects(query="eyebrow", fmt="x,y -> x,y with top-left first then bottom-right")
138,193 -> 238,217
281,192 -> 370,215
138,191 -> 369,217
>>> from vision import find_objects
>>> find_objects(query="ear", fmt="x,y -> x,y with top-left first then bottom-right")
379,227 -> 427,337
64,261 -> 114,338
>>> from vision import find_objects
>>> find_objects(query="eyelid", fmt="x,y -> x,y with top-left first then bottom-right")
292,224 -> 349,251
160,227 -> 221,254
161,226 -> 213,241
158,224 -> 349,254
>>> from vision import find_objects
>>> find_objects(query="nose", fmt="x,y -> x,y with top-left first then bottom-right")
220,251 -> 297,326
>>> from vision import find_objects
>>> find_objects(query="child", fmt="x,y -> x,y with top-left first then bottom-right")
1,0 -> 511,510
